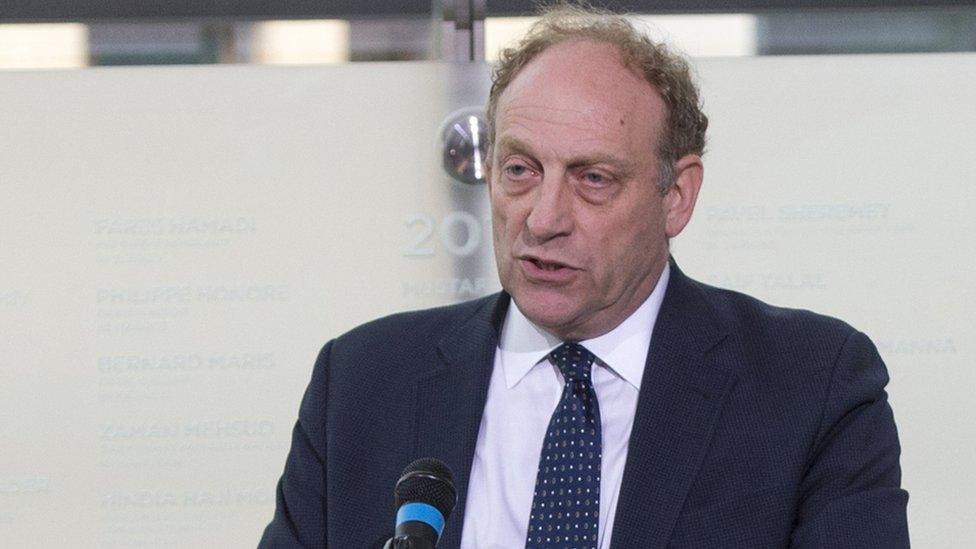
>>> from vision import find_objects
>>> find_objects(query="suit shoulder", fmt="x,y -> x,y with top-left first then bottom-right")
699,280 -> 856,338
331,293 -> 498,351
690,280 -> 864,371
313,294 -> 499,396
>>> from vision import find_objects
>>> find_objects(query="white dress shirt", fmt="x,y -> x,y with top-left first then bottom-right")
460,264 -> 670,548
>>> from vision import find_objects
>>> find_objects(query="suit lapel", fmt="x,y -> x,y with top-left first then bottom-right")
610,262 -> 736,548
412,293 -> 508,549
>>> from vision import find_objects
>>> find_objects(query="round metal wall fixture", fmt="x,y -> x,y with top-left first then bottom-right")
440,107 -> 488,185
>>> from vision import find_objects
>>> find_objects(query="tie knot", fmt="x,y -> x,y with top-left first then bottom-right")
549,342 -> 596,383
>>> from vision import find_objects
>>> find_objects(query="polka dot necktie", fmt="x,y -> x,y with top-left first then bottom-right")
525,342 -> 602,548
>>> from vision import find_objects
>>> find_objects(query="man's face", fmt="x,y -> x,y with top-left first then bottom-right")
488,40 -> 675,341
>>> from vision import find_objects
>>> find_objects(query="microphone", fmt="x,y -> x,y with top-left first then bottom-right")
383,458 -> 457,549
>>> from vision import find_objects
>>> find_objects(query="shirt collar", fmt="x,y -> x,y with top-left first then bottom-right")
497,263 -> 670,390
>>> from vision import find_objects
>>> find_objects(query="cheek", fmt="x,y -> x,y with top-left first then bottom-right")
489,203 -> 506,241
489,194 -> 522,241
490,217 -> 506,254
489,201 -> 515,261
593,210 -> 663,275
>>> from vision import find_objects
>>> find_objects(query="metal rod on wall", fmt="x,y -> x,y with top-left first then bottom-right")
441,0 -> 485,61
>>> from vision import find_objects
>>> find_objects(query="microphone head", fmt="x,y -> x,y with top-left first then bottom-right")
394,458 -> 457,520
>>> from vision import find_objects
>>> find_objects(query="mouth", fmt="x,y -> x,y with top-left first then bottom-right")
518,255 -> 578,279
528,258 -> 568,271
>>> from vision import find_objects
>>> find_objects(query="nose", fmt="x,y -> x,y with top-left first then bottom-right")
524,172 -> 573,244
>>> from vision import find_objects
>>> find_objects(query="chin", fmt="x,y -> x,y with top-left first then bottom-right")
511,290 -> 578,332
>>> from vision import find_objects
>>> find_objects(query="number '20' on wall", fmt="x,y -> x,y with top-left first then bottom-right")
402,212 -> 488,257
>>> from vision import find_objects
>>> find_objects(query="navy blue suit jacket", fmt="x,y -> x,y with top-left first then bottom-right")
260,262 -> 909,548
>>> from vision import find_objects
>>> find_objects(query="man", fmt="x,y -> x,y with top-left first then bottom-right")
261,6 -> 908,548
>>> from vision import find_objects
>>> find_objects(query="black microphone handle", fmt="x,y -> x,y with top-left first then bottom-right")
382,536 -> 436,549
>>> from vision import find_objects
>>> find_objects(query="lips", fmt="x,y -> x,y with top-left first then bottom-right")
518,254 -> 578,281
532,257 -> 566,270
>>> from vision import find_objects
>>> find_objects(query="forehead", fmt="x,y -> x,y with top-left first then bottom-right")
494,40 -> 666,157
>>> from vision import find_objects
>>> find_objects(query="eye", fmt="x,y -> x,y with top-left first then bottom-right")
581,171 -> 611,186
504,163 -> 536,179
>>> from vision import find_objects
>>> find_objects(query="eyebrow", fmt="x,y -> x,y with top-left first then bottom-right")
495,136 -> 638,176
566,154 -> 637,177
494,136 -> 535,158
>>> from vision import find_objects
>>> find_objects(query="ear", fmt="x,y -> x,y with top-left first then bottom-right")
663,154 -> 704,238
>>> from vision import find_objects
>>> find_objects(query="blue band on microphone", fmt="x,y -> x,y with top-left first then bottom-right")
396,502 -> 445,536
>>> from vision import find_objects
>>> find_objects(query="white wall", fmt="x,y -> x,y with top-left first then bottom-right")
0,54 -> 972,547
